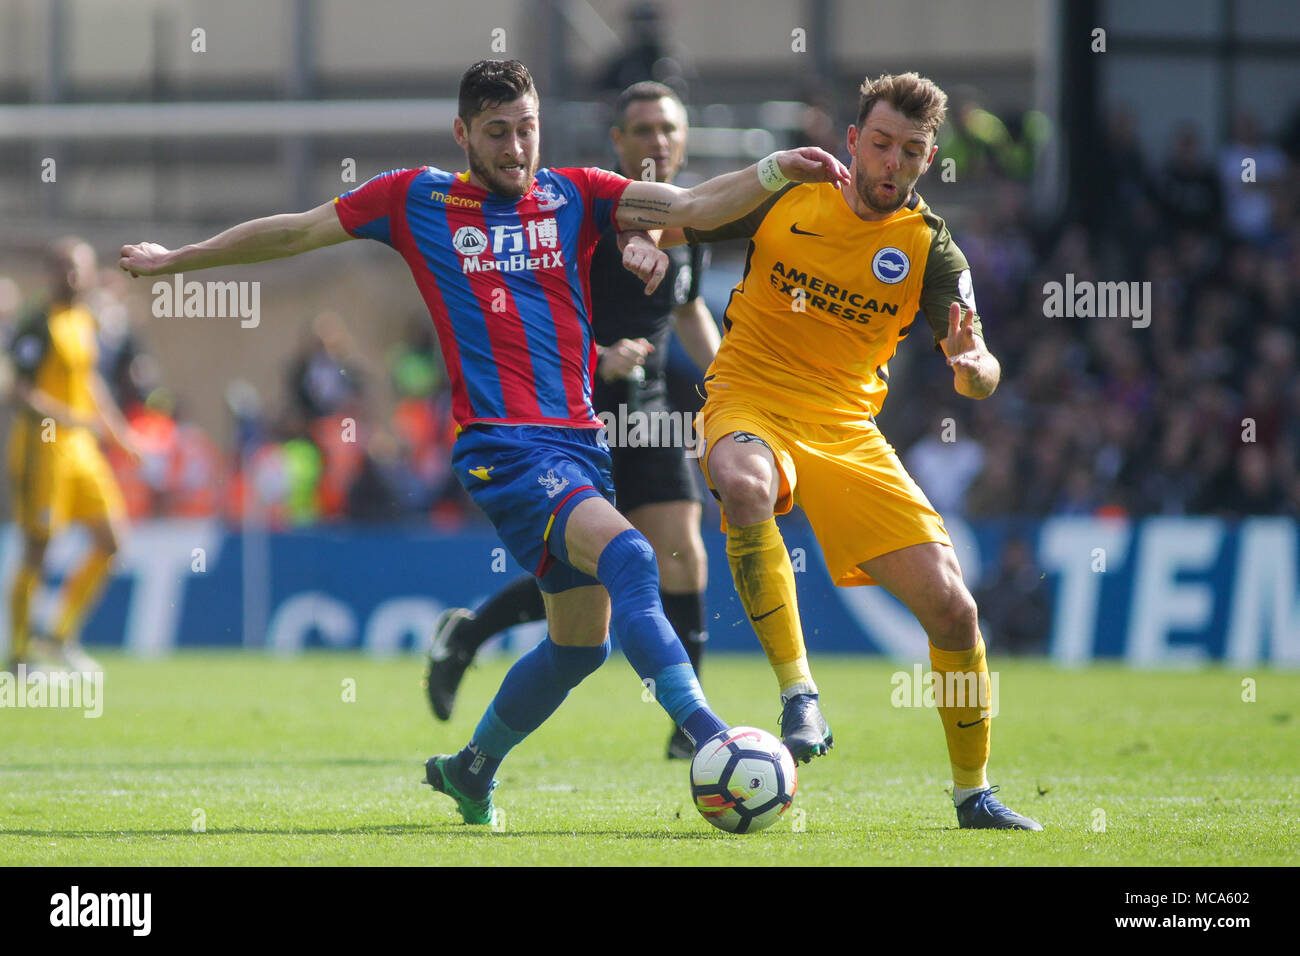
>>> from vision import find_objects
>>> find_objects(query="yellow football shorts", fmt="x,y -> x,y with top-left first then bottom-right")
9,427 -> 126,537
696,397 -> 952,587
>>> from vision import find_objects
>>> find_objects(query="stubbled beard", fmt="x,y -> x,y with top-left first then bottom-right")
856,172 -> 908,214
468,148 -> 534,197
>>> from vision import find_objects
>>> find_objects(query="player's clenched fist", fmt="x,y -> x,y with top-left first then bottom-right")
621,234 -> 669,295
118,242 -> 174,277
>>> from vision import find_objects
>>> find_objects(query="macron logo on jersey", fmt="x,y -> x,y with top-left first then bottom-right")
458,219 -> 565,275
431,189 -> 483,209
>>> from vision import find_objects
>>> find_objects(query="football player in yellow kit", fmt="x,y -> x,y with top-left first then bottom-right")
6,238 -> 136,674
676,73 -> 1041,829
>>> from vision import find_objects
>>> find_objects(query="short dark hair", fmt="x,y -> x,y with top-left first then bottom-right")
458,59 -> 537,127
614,81 -> 683,127
856,72 -> 948,139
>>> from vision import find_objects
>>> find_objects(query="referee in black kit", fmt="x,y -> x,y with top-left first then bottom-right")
425,81 -> 721,759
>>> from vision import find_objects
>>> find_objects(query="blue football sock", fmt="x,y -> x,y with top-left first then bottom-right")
597,529 -> 727,741
453,637 -> 610,799
653,662 -> 728,745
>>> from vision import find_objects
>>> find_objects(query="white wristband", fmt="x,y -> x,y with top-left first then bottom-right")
757,152 -> 789,191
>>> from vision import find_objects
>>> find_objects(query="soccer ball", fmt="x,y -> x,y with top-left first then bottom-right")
690,726 -> 797,833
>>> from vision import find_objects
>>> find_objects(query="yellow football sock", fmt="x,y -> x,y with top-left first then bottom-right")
50,550 -> 114,645
9,563 -> 41,661
726,518 -> 815,695
929,635 -> 992,791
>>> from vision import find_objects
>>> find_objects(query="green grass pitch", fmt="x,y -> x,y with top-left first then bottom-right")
1,652 -> 1296,866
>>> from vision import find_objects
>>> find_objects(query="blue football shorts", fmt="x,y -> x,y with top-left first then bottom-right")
451,423 -> 616,593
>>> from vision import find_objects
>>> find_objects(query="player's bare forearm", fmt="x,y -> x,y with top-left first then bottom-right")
657,228 -> 688,249
954,348 -> 1000,399
616,167 -> 754,231
90,374 -> 136,452
615,148 -> 849,232
119,201 -> 350,277
14,383 -> 89,428
617,228 -> 662,249
178,211 -> 342,268
671,298 -> 721,372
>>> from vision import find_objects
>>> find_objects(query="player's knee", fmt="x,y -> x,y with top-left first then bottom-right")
548,616 -> 610,647
649,525 -> 704,586
596,531 -> 665,644
547,637 -> 611,684
715,471 -> 775,523
672,533 -> 708,590
935,588 -> 979,643
596,529 -> 659,591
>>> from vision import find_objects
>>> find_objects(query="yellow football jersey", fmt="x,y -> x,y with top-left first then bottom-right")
685,182 -> 979,425
8,302 -> 100,457
11,303 -> 98,413
7,301 -> 127,533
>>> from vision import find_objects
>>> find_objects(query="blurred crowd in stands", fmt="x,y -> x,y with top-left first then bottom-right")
2,99 -> 1297,541
219,311 -> 468,527
895,105 -> 1300,526
0,268 -> 472,528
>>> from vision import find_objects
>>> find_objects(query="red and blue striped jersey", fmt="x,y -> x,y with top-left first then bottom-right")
334,165 -> 631,430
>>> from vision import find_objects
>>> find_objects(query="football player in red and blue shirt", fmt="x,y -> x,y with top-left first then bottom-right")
120,58 -> 848,825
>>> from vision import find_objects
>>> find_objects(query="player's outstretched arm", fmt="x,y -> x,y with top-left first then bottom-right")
614,147 -> 849,233
941,302 -> 1001,399
119,201 -> 351,277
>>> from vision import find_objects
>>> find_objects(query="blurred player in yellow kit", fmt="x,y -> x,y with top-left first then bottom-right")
5,238 -> 136,674
676,73 -> 1042,829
